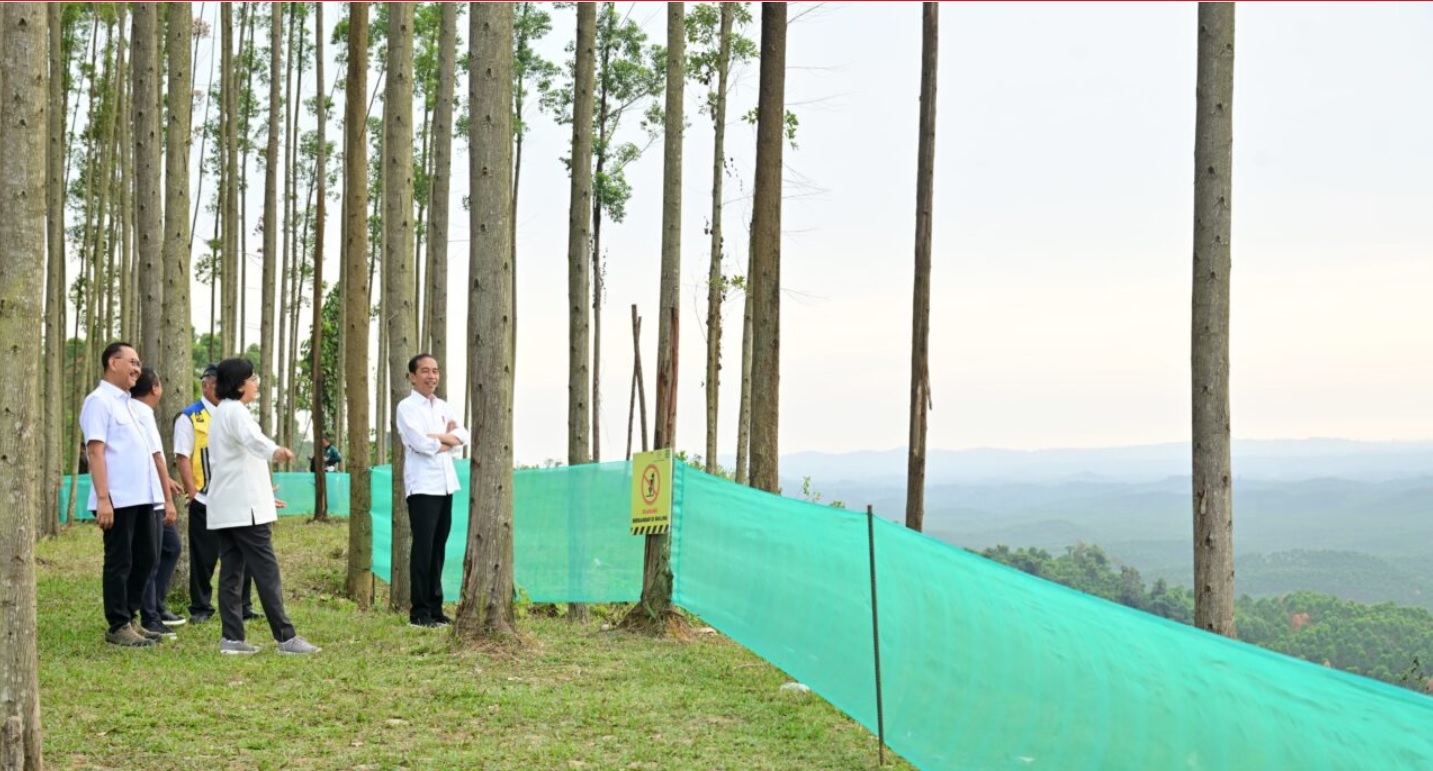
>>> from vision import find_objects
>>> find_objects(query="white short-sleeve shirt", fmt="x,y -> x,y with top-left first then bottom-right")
80,380 -> 162,511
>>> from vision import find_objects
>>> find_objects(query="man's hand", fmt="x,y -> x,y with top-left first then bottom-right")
163,500 -> 178,526
273,447 -> 295,463
96,499 -> 115,531
168,478 -> 185,499
446,420 -> 458,433
274,498 -> 287,509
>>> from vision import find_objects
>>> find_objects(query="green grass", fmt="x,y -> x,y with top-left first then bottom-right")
37,519 -> 911,770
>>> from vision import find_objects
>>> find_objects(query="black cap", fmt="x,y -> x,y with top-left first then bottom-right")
201,364 -> 219,379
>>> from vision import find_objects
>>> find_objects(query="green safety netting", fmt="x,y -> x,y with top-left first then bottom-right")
59,464 -> 1433,770
369,463 -> 643,603
59,472 -> 349,522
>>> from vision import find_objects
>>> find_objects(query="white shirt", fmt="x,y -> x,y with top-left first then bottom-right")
131,400 -> 167,510
396,390 -> 470,497
80,380 -> 161,510
173,397 -> 217,504
205,400 -> 280,530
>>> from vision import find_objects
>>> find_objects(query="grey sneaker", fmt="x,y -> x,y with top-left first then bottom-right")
106,626 -> 156,648
276,636 -> 321,656
219,638 -> 260,655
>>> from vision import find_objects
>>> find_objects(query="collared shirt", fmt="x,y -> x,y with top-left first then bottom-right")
131,400 -> 168,510
174,397 -> 217,504
80,380 -> 162,510
205,400 -> 280,530
396,390 -> 470,497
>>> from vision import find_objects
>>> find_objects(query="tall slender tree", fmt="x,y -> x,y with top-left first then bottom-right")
0,5 -> 48,766
564,1 -> 597,624
344,1 -> 373,608
136,2 -> 164,363
311,3 -> 328,521
455,0 -> 517,642
260,4 -> 282,435
627,2 -> 686,629
220,3 -> 238,355
905,3 -> 938,532
384,1 -> 417,613
423,2 -> 456,384
162,2 -> 194,581
42,1 -> 65,540
748,3 -> 787,495
1191,2 -> 1236,638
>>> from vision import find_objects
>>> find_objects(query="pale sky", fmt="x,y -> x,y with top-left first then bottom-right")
169,2 -> 1432,465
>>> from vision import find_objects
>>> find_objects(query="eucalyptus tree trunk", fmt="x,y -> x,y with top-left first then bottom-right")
162,0 -> 195,590
260,4 -> 281,436
454,1 -> 517,643
567,3 -> 596,470
563,1 -> 597,623
1191,1 -> 1236,638
703,3 -> 734,476
748,3 -> 787,495
384,2 -> 418,613
133,3 -> 163,368
0,6 -> 49,766
627,3 -> 685,629
424,2 -> 456,395
42,1 -> 65,540
310,4 -> 328,521
343,2 -> 373,608
220,3 -> 237,355
905,3 -> 938,532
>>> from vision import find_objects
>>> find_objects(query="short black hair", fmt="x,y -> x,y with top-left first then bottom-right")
102,341 -> 135,372
130,367 -> 162,398
408,353 -> 437,374
215,357 -> 255,401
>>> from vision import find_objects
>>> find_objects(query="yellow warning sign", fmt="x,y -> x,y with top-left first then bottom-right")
631,448 -> 673,536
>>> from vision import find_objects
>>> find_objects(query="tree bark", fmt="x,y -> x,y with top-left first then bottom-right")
384,2 -> 418,614
568,3 -> 596,469
1191,1 -> 1236,638
220,3 -> 238,356
311,3 -> 328,521
344,2 -> 373,608
42,1 -> 64,540
905,3 -> 938,532
133,1 -> 160,381
455,1 -> 517,642
425,2 -> 456,395
0,6 -> 48,767
260,3 -> 281,436
628,2 -> 685,628
162,2 -> 195,591
748,3 -> 787,495
704,2 -> 734,476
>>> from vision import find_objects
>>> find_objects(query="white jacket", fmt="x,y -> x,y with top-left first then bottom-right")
206,400 -> 280,530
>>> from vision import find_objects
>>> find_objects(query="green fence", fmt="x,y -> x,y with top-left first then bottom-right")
60,463 -> 1433,769
59,472 -> 349,522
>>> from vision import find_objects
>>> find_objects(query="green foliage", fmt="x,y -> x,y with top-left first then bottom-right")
684,2 -> 758,118
513,2 -> 560,138
982,542 -> 1433,694
742,105 -> 801,149
541,2 -> 666,226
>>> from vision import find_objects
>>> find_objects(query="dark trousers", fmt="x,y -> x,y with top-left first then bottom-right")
102,504 -> 157,633
407,494 -> 453,622
215,523 -> 296,643
188,500 -> 254,616
140,510 -> 182,625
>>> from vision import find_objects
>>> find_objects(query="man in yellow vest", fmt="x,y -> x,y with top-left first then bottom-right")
175,364 -> 257,623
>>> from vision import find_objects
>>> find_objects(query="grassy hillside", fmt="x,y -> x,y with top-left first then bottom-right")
36,520 -> 906,770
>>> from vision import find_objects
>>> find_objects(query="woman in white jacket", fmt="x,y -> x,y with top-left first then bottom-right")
207,357 -> 320,656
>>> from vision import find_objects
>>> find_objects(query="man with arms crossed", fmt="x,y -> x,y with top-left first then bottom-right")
82,342 -> 169,647
395,353 -> 470,628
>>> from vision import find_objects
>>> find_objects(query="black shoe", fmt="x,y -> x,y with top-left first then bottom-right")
189,611 -> 214,624
434,615 -> 452,628
159,610 -> 187,627
143,620 -> 177,639
409,618 -> 440,629
242,609 -> 264,621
